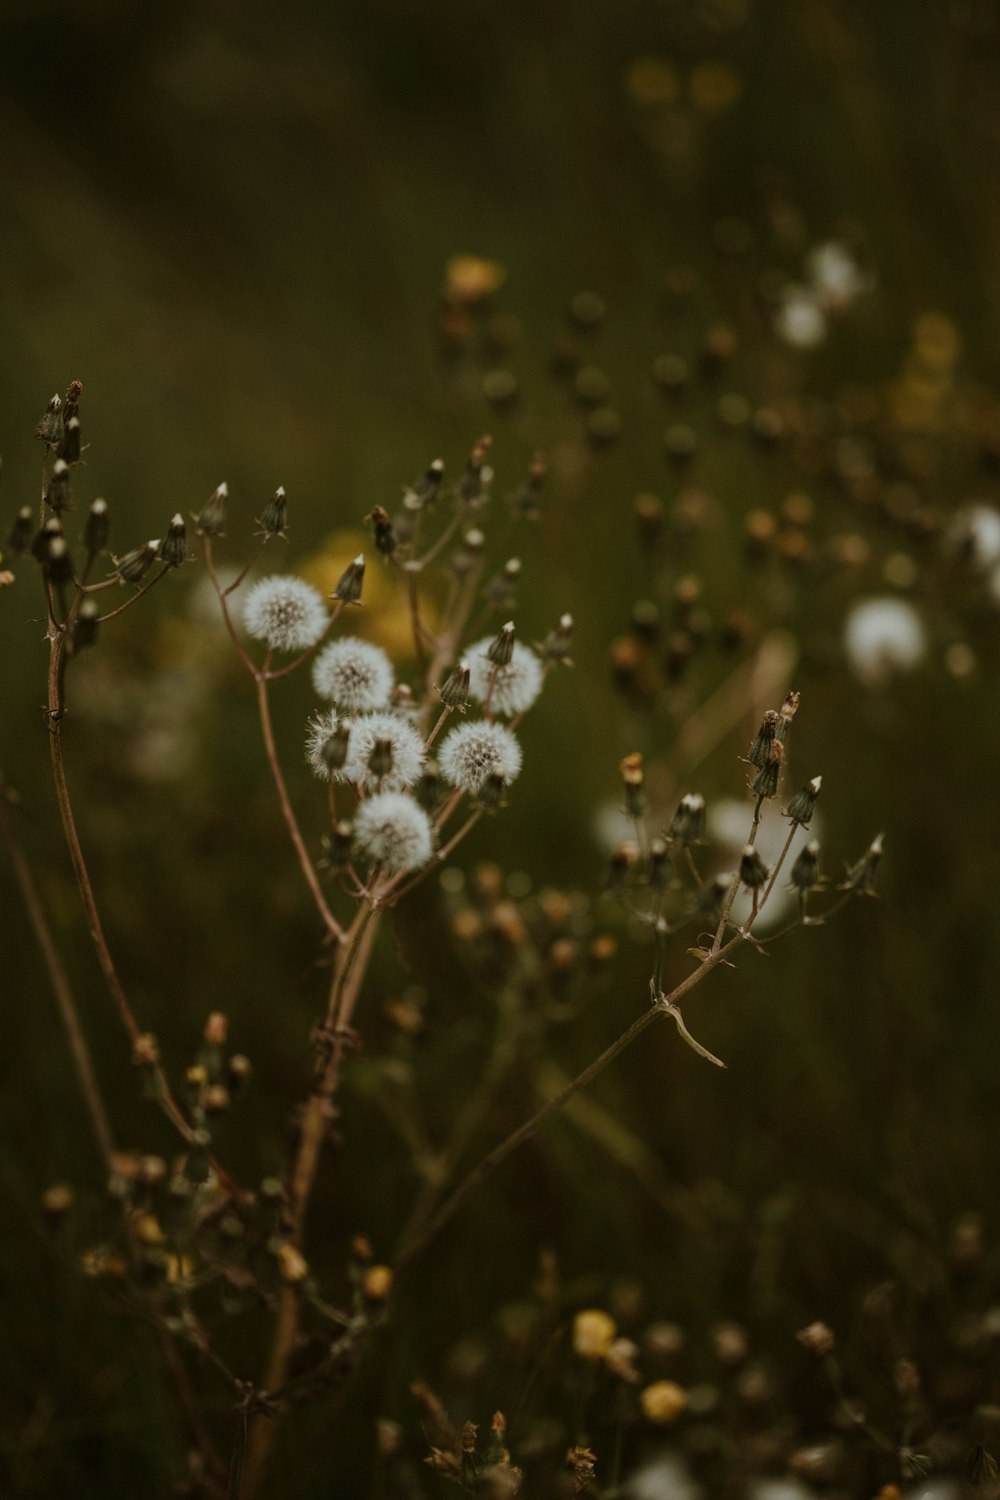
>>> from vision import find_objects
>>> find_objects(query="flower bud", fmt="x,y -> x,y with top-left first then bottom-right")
46,536 -> 74,584
74,597 -> 101,649
115,541 -> 158,584
666,793 -> 705,847
539,612 -> 574,663
333,553 -> 365,604
487,621 -> 516,667
475,771 -> 507,810
439,660 -> 471,708
842,833 -> 883,895
739,844 -> 769,890
44,459 -> 72,514
789,839 -> 821,891
404,458 -> 444,511
322,819 -> 355,868
6,506 -> 33,555
775,690 -> 800,742
32,516 -> 64,563
157,515 -> 188,568
365,505 -> 397,557
647,838 -> 669,890
35,392 -> 63,449
193,482 -> 228,537
750,739 -> 783,798
83,498 -> 110,554
620,752 -> 646,819
367,737 -> 395,781
510,451 -> 546,517
258,486 -> 288,537
784,775 -> 821,826
605,842 -> 638,893
457,434 -> 492,506
746,710 -> 779,769
59,415 -> 82,464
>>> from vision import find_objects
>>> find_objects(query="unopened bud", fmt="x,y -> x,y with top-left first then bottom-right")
74,597 -> 100,649
83,498 -> 110,554
620,752 -> 646,819
750,739 -> 783,798
228,1054 -> 253,1088
194,483 -> 228,537
784,775 -> 821,826
46,536 -> 74,584
842,833 -> 883,895
44,459 -> 72,514
115,541 -> 158,584
487,621 -> 516,667
458,434 -> 492,505
259,486 -> 288,537
666,793 -> 705,847
606,842 -> 638,893
333,553 -> 365,604
365,505 -> 397,557
322,819 -> 354,868
510,452 -> 546,517
6,507 -> 33,555
475,772 -> 507,810
790,840 -> 821,891
157,515 -> 188,568
647,838 -> 669,890
59,415 -> 82,464
404,458 -> 444,510
439,660 -> 471,708
746,710 -> 779,769
539,612 -> 574,663
367,738 -> 394,780
739,844 -> 769,890
204,1012 -> 228,1046
320,721 -> 351,771
36,392 -> 63,449
776,690 -> 800,742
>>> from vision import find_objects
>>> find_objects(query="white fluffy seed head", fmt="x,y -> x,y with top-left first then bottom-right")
311,637 -> 394,711
843,596 -> 926,684
242,575 -> 328,652
438,720 -> 522,793
466,635 -> 544,717
304,709 -> 350,780
339,711 -> 425,791
353,793 -> 433,874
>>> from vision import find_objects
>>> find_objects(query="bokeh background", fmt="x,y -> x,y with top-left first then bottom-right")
4,1 -> 1000,1495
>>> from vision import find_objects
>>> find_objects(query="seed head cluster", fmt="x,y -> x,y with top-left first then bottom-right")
242,575 -> 328,652
312,637 -> 394,711
466,636 -> 543,717
353,793 -> 433,874
438,721 -> 522,793
339,711 -> 425,792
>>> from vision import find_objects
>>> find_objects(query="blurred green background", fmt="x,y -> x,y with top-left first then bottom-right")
4,1 -> 1000,1495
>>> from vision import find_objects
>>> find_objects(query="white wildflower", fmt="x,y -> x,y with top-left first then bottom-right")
353,793 -> 433,874
774,285 -> 826,349
439,721 -> 522,793
339,711 -> 424,792
843,596 -> 926,684
466,635 -> 543,716
242,576 -> 327,652
311,637 -> 393,711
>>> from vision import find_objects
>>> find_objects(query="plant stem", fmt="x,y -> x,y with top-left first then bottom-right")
0,785 -> 115,1172
255,674 -> 345,943
393,933 -> 744,1273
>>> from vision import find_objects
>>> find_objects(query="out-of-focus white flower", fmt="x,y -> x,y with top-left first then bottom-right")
439,721 -> 522,793
747,1483 -> 816,1500
312,637 -> 393,711
624,1452 -> 702,1500
242,576 -> 327,653
843,597 -> 926,684
708,796 -> 820,932
353,793 -> 433,874
338,710 -> 424,791
466,636 -> 544,717
950,503 -> 1000,568
775,285 -> 827,349
807,240 -> 866,310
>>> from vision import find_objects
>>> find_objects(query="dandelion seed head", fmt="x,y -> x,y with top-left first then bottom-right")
304,709 -> 351,779
843,596 -> 926,684
353,793 -> 433,874
438,720 -> 522,793
339,711 -> 424,791
466,635 -> 543,716
242,575 -> 327,653
312,636 -> 393,710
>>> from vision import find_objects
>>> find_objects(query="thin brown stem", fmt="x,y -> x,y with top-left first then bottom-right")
255,674 -> 344,942
711,794 -> 764,954
95,566 -> 169,624
378,809 -> 483,906
0,786 -> 115,1172
203,538 -> 258,676
393,934 -> 744,1273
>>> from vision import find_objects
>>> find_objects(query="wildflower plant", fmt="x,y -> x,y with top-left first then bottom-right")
0,382 -> 881,1499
